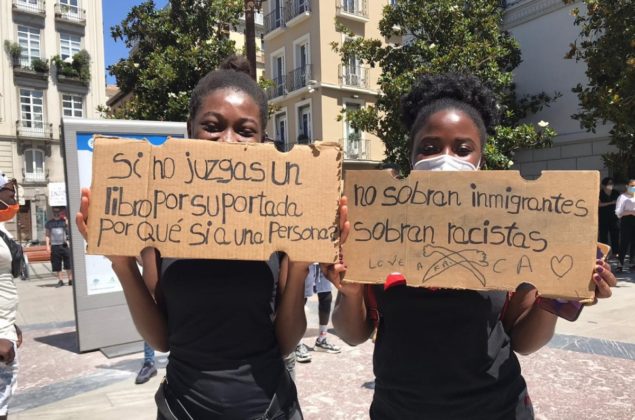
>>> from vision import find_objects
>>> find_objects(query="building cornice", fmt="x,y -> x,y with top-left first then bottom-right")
503,0 -> 575,29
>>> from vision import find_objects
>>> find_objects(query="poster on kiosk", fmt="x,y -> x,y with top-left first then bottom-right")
63,119 -> 186,353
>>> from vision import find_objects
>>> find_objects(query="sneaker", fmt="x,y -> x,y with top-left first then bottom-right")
295,343 -> 312,363
314,338 -> 341,354
55,280 -> 64,288
135,362 -> 157,384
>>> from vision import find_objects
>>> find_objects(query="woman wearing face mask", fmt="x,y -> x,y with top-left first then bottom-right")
76,56 -> 347,420
332,73 -> 616,420
0,176 -> 22,420
598,177 -> 620,260
615,179 -> 635,272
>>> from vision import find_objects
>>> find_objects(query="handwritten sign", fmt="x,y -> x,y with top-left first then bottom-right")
342,170 -> 599,301
87,137 -> 342,263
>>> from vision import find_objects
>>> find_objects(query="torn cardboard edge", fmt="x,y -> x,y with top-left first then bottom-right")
86,136 -> 343,263
341,169 -> 600,301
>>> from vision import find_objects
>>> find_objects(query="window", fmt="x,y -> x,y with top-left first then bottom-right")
62,94 -> 83,118
19,88 -> 44,133
24,148 -> 45,182
293,37 -> 310,90
344,102 -> 364,158
274,112 -> 287,146
271,52 -> 285,97
60,33 -> 81,60
59,0 -> 80,17
297,103 -> 312,143
17,25 -> 41,67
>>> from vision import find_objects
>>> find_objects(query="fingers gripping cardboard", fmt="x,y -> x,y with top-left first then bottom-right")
342,170 -> 599,301
86,137 -> 342,263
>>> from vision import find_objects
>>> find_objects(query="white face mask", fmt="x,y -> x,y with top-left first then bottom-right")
412,154 -> 479,171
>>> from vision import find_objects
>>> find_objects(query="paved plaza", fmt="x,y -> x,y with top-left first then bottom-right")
9,262 -> 635,419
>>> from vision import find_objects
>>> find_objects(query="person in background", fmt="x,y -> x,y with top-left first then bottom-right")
295,264 -> 341,364
0,176 -> 23,419
598,177 -> 620,259
136,342 -> 158,385
615,178 -> 635,272
45,208 -> 72,287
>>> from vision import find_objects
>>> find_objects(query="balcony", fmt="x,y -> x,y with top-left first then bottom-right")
16,120 -> 53,140
22,169 -> 49,184
286,0 -> 311,27
267,75 -> 287,99
287,65 -> 312,92
12,57 -> 49,82
336,0 -> 368,22
54,3 -> 86,26
339,64 -> 370,89
12,0 -> 45,17
340,136 -> 371,160
264,8 -> 286,37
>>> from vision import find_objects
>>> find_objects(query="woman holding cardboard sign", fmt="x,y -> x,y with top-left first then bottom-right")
76,56 -> 347,420
332,73 -> 616,419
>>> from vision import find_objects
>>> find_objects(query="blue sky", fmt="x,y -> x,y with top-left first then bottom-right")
102,0 -> 168,85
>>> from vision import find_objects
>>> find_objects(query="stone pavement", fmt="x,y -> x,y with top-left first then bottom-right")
9,262 -> 635,419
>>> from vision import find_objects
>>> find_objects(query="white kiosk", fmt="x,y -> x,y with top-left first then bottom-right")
62,119 -> 186,355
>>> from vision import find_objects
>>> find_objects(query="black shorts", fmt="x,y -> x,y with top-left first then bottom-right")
51,244 -> 71,272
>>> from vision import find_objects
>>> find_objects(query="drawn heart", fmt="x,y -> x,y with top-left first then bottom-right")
551,255 -> 573,279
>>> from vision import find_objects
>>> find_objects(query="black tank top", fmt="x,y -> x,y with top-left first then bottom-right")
159,258 -> 288,419
370,285 -> 531,420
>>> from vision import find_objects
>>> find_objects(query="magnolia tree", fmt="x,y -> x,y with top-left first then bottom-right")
102,0 -> 244,121
333,0 -> 558,171
565,0 -> 635,180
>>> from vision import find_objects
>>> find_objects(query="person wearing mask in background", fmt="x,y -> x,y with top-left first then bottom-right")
615,179 -> 635,272
598,177 -> 620,260
0,176 -> 23,419
332,73 -> 617,419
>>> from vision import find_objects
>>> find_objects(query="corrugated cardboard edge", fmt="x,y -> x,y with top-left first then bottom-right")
341,170 -> 600,303
89,137 -> 343,263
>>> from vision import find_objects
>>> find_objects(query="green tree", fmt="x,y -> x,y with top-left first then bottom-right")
103,0 -> 243,121
564,0 -> 635,181
333,0 -> 557,171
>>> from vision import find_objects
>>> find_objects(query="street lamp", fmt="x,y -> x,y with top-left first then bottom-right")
244,0 -> 266,80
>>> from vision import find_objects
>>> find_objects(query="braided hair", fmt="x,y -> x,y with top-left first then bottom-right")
189,55 -> 268,130
400,73 -> 499,153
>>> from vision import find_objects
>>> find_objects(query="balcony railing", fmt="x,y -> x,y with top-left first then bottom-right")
264,8 -> 286,34
16,120 -> 53,139
54,3 -> 87,25
340,137 -> 371,160
23,170 -> 47,183
336,0 -> 368,19
339,64 -> 369,89
287,65 -> 312,92
12,0 -> 45,16
267,75 -> 287,99
286,0 -> 311,21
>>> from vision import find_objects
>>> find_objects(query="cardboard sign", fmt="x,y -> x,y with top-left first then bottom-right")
343,170 -> 599,301
87,137 -> 342,263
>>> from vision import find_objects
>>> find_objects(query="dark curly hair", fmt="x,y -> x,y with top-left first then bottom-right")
400,73 -> 499,154
188,55 -> 268,132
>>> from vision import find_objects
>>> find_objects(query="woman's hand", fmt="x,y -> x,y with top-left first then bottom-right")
592,259 -> 617,302
323,196 -> 362,295
75,187 -> 132,266
75,187 -> 91,241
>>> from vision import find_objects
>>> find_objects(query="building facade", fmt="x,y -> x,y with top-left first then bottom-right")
504,0 -> 616,179
262,0 -> 389,161
1,0 -> 106,242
